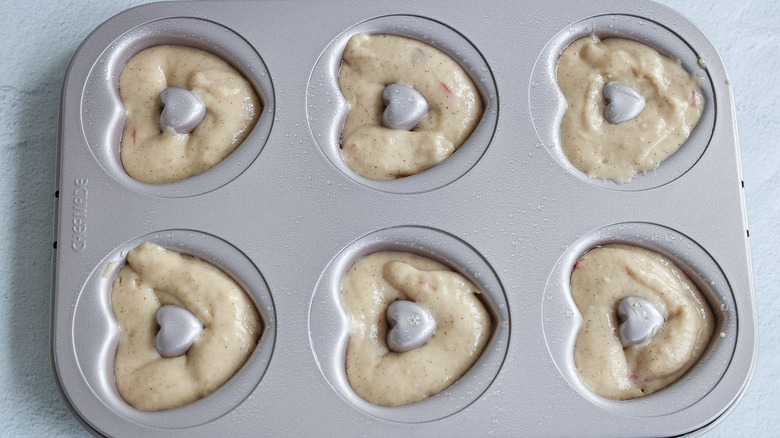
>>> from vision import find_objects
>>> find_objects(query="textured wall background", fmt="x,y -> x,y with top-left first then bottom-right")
0,0 -> 776,436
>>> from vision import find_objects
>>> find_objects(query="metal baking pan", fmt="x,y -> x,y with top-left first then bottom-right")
52,0 -> 757,436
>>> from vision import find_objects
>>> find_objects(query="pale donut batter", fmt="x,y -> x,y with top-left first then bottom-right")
557,35 -> 704,184
340,251 -> 492,406
571,244 -> 713,400
111,242 -> 261,411
119,45 -> 260,185
339,34 -> 483,181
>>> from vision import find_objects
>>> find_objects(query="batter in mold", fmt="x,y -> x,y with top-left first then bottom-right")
338,34 -> 483,181
119,45 -> 260,185
570,244 -> 713,400
557,35 -> 704,184
340,251 -> 492,407
111,242 -> 261,411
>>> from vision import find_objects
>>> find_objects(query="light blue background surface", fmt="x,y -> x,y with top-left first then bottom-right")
1,0 -> 777,436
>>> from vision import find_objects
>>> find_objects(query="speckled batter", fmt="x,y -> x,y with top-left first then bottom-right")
340,251 -> 491,406
111,242 -> 261,411
339,34 -> 483,181
557,36 -> 704,183
119,45 -> 260,185
571,244 -> 713,400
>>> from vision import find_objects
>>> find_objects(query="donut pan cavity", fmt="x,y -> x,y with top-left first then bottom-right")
529,14 -> 716,191
308,14 -> 499,194
52,1 -> 756,437
80,17 -> 275,198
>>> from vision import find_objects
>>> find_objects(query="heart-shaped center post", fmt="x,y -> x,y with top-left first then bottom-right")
603,81 -> 646,124
382,83 -> 429,131
155,304 -> 204,358
386,300 -> 436,353
159,87 -> 207,134
617,296 -> 665,348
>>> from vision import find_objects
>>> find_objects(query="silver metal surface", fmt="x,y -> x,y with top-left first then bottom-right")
52,1 -> 757,436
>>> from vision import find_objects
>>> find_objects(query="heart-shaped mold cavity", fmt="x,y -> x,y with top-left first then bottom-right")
79,17 -> 275,197
529,15 -> 715,191
69,230 -> 276,430
307,15 -> 498,194
542,222 -> 736,417
310,226 -> 509,422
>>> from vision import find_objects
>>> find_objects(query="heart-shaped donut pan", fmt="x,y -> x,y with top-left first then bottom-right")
53,1 -> 756,437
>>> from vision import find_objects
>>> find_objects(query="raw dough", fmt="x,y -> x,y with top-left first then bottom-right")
557,35 -> 704,183
571,244 -> 713,399
119,45 -> 260,185
339,34 -> 483,181
340,251 -> 492,406
111,242 -> 261,411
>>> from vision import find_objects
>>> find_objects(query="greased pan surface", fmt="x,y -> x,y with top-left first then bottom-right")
52,0 -> 757,436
